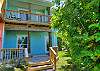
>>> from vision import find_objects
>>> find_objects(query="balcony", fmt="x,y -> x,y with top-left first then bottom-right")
3,10 -> 50,25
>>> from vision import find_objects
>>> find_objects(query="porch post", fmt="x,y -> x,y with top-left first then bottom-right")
48,32 -> 52,47
25,48 -> 29,58
25,48 -> 29,64
28,31 -> 30,53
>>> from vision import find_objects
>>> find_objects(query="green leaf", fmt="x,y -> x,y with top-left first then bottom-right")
94,32 -> 100,42
89,24 -> 100,29
96,38 -> 100,42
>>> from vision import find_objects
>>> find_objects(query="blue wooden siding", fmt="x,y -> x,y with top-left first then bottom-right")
30,32 -> 48,55
6,0 -> 49,14
51,29 -> 58,47
3,30 -> 17,48
52,32 -> 58,47
3,30 -> 48,54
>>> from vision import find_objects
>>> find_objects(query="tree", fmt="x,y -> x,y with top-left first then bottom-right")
51,0 -> 100,70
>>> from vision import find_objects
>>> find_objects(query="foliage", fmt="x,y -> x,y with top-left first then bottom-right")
15,59 -> 26,71
51,0 -> 100,70
0,64 -> 14,71
57,51 -> 72,71
0,59 -> 26,71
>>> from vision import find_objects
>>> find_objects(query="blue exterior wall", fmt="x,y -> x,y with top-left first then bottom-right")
3,30 -> 28,48
52,32 -> 58,47
6,0 -> 49,14
30,32 -> 48,55
3,30 -> 17,48
3,30 -> 48,55
51,29 -> 58,47
3,0 -> 58,55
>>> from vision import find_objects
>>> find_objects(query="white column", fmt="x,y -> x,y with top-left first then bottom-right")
0,49 -> 2,62
25,48 -> 28,57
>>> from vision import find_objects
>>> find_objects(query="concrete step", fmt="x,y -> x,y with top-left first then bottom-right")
27,64 -> 53,71
28,60 -> 51,67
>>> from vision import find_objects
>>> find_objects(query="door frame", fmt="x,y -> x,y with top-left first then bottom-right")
16,35 -> 28,48
45,35 -> 49,53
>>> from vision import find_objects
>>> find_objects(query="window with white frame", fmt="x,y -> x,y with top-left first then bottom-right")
17,35 -> 28,48
18,8 -> 30,21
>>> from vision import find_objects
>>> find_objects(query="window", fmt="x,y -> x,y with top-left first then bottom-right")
17,35 -> 28,48
18,8 -> 30,21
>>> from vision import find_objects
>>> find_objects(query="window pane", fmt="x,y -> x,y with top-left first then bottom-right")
17,36 -> 28,48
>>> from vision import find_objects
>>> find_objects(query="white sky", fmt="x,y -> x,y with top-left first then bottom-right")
49,0 -> 52,2
0,0 -> 3,13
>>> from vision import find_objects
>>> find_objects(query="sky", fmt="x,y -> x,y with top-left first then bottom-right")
0,0 -> 4,13
49,0 -> 52,2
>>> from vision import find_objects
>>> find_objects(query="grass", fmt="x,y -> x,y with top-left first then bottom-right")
57,51 -> 71,71
15,68 -> 23,71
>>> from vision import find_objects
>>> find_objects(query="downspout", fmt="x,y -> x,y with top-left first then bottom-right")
0,14 -> 4,48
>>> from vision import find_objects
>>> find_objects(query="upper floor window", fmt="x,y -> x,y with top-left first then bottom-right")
17,8 -> 30,21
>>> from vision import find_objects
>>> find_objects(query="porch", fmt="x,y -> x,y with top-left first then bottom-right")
3,30 -> 50,55
0,46 -> 58,71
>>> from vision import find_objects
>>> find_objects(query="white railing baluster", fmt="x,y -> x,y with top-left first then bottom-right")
10,49 -> 11,59
14,49 -> 16,59
1,48 -> 25,62
17,49 -> 18,58
19,49 -> 20,59
0,49 -> 3,62
1,49 -> 3,61
5,49 -> 6,60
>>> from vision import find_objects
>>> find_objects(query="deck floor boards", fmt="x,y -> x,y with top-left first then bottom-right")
29,55 -> 49,63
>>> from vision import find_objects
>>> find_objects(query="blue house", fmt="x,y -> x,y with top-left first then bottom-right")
0,0 -> 57,55
0,0 -> 58,70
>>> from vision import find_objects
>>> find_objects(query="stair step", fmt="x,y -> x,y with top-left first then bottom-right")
27,64 -> 53,71
28,60 -> 51,67
43,69 -> 54,71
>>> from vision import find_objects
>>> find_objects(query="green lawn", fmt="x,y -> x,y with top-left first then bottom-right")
15,68 -> 23,71
57,51 -> 71,71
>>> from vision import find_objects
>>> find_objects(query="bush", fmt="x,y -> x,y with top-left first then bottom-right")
0,58 -> 27,71
0,64 -> 14,71
51,0 -> 99,70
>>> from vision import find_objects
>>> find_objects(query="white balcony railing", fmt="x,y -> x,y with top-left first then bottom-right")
4,10 -> 50,24
0,48 -> 25,62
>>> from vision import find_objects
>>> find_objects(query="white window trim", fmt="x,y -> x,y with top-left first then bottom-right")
17,8 -> 29,18
16,35 -> 28,48
45,35 -> 49,53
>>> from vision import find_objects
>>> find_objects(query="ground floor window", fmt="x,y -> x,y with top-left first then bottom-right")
17,35 -> 28,48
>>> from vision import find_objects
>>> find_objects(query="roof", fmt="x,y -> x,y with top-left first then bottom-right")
18,0 -> 52,7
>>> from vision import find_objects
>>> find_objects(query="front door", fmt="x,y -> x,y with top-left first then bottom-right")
17,35 -> 28,48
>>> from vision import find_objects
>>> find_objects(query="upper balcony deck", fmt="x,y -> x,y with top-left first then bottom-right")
3,10 -> 50,26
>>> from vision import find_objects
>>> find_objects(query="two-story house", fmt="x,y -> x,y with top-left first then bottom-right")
0,0 -> 57,55
0,0 -> 58,70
